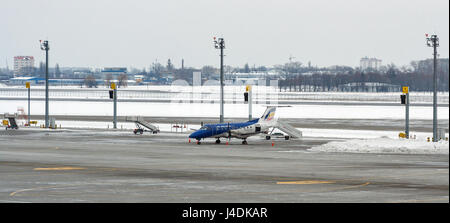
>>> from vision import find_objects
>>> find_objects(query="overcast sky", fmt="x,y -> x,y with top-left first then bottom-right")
1,0 -> 448,69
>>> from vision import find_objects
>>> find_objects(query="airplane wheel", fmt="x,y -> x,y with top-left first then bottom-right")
266,136 -> 271,140
285,136 -> 290,140
242,140 -> 248,145
197,141 -> 201,145
215,139 -> 221,144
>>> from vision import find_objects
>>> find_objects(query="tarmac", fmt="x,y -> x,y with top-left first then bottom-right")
0,128 -> 448,203
15,115 -> 450,132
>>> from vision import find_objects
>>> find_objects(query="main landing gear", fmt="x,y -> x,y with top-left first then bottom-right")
194,139 -> 248,145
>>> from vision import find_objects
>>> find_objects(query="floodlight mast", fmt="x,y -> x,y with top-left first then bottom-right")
214,37 -> 225,123
426,34 -> 439,142
40,40 -> 50,128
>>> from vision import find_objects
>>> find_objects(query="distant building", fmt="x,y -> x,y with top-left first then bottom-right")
14,56 -> 34,76
9,77 -> 44,85
72,68 -> 93,79
8,76 -> 102,86
227,72 -> 278,83
360,57 -> 382,71
101,67 -> 128,80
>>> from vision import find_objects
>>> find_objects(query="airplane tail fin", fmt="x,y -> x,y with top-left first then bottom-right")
259,106 -> 276,123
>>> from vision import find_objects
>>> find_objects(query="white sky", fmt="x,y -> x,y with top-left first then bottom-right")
1,0 -> 448,69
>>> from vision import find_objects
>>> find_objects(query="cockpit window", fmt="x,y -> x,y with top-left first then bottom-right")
199,126 -> 210,130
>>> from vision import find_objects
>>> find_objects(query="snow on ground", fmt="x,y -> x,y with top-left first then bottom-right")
308,138 -> 449,155
1,85 -> 448,104
297,128 -> 447,140
1,100 -> 448,120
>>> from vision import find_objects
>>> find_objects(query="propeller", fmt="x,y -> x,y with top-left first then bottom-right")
227,122 -> 232,143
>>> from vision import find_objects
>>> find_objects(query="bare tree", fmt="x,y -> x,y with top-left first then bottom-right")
84,75 -> 97,88
118,74 -> 128,88
104,74 -> 112,87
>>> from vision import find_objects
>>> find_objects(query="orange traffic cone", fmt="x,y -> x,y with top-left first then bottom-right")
272,141 -> 274,147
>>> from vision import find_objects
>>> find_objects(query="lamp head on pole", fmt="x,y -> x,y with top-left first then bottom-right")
213,37 -> 225,49
40,40 -> 49,51
426,34 -> 439,47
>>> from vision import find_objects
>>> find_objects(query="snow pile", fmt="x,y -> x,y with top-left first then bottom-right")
308,138 -> 449,154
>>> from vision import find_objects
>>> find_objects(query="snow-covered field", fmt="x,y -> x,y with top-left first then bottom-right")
298,128 -> 447,140
308,138 -> 449,155
1,100 -> 448,120
0,85 -> 448,103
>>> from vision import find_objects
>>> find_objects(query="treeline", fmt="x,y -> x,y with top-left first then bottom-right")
277,59 -> 449,92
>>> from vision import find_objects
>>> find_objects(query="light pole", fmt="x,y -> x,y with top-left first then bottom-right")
426,34 -> 439,142
214,37 -> 225,123
40,40 -> 50,128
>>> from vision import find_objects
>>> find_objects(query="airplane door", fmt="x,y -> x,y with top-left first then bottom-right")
255,124 -> 261,133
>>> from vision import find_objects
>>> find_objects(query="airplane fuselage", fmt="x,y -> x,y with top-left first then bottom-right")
189,106 -> 277,143
189,118 -> 271,140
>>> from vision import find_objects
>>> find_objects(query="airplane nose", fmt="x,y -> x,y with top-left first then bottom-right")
189,132 -> 198,139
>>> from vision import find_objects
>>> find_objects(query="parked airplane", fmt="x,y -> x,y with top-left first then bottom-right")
189,107 -> 278,144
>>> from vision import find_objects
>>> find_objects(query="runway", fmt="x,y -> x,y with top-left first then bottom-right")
0,128 -> 448,203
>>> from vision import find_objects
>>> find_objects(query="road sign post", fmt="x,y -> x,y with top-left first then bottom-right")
26,82 -> 30,126
246,85 -> 252,121
111,83 -> 117,129
402,86 -> 409,139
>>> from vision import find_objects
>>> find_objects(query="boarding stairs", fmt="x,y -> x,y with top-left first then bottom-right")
274,120 -> 302,139
125,116 -> 160,134
3,113 -> 19,129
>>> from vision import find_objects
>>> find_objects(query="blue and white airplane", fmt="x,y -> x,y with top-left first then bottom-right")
189,107 -> 277,144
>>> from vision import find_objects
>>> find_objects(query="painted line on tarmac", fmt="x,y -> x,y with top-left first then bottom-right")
0,199 -> 31,203
9,183 -> 87,197
276,180 -> 335,185
388,197 -> 449,203
10,186 -> 63,197
33,167 -> 86,171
